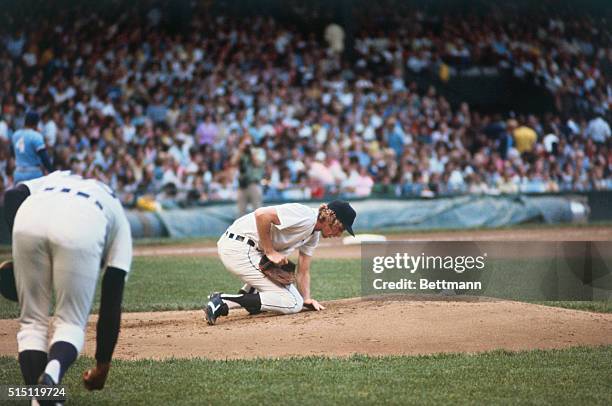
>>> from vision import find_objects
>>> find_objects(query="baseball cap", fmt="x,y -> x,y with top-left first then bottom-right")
327,200 -> 356,236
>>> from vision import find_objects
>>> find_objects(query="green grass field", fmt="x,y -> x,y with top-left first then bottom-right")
1,239 -> 611,405
0,257 -> 362,319
1,346 -> 611,405
0,255 -> 609,319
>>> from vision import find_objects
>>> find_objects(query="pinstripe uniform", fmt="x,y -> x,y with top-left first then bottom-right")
13,172 -> 132,355
217,203 -> 320,314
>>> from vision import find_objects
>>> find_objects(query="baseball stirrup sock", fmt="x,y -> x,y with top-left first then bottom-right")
45,341 -> 78,384
221,293 -> 262,311
18,350 -> 47,385
239,285 -> 257,294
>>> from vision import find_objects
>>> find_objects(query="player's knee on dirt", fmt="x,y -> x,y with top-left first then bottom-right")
292,293 -> 304,314
264,290 -> 303,314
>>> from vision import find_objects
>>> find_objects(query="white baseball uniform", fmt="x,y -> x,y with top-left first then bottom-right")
13,173 -> 132,354
217,203 -> 320,314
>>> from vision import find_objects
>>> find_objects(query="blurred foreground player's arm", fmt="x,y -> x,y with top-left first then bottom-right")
83,198 -> 133,391
3,184 -> 30,232
82,266 -> 126,390
1,184 -> 30,302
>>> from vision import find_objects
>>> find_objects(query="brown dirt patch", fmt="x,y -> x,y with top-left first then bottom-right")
2,226 -> 610,360
134,225 -> 612,259
1,298 -> 610,360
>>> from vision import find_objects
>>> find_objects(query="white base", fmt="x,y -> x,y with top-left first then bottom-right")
342,234 -> 387,245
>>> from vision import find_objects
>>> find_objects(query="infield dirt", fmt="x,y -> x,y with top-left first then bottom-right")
134,225 -> 612,259
1,297 -> 611,360
0,226 -> 610,360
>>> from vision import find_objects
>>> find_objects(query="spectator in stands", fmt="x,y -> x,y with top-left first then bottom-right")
232,135 -> 264,216
509,119 -> 538,155
11,111 -> 53,184
0,0 -> 609,207
586,114 -> 611,144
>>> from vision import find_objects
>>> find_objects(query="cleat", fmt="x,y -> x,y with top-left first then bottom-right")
36,373 -> 64,406
38,373 -> 56,386
204,292 -> 229,325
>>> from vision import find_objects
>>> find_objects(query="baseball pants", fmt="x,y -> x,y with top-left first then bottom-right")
13,193 -> 106,354
217,235 -> 303,314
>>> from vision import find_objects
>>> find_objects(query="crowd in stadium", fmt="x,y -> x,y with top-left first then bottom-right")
0,1 -> 610,207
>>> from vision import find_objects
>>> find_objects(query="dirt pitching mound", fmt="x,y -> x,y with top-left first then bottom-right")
2,298 -> 610,360
134,225 -> 612,258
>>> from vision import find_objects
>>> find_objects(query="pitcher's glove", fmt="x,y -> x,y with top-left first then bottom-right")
259,255 -> 296,287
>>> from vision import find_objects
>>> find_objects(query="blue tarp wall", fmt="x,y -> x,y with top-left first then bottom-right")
126,194 -> 592,239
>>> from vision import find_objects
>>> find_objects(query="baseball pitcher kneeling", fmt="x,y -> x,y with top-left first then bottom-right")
205,200 -> 356,325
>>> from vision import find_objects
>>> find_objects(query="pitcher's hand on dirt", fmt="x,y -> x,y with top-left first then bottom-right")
304,298 -> 325,311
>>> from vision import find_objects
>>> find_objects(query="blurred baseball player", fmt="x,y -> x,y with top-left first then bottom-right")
3,170 -> 132,398
205,200 -> 356,325
10,111 -> 53,184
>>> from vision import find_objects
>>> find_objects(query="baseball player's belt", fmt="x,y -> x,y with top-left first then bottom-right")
224,231 -> 256,247
42,186 -> 104,211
